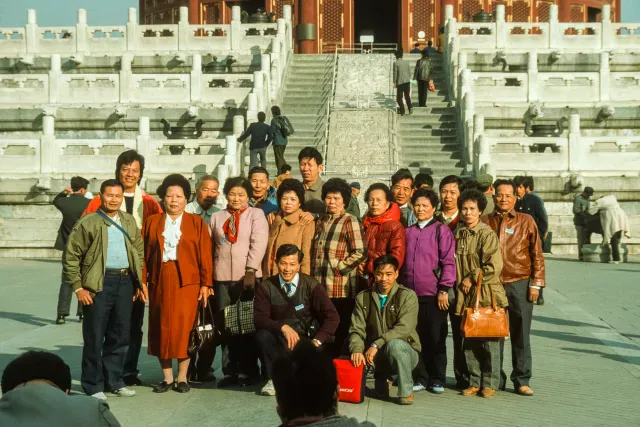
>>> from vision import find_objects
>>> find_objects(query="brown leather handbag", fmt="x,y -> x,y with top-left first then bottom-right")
461,270 -> 510,338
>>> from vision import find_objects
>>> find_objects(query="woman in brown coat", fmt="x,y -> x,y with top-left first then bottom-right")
142,174 -> 213,394
263,178 -> 315,276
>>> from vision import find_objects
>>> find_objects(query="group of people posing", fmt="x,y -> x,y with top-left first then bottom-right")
56,144 -> 545,410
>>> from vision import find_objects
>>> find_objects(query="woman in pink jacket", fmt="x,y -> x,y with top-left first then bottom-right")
210,176 -> 269,387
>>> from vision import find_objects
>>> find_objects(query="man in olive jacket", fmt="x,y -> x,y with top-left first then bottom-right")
349,255 -> 420,405
413,49 -> 433,107
63,179 -> 144,399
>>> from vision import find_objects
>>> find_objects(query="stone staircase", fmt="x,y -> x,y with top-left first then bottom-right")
398,54 -> 464,180
270,54 -> 334,174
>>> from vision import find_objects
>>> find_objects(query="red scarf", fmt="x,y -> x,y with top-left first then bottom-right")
223,205 -> 249,244
363,202 -> 402,229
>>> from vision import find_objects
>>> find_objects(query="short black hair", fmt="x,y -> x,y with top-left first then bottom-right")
439,175 -> 463,192
522,176 -> 534,191
223,176 -> 253,199
276,178 -> 305,208
462,180 -> 479,191
411,187 -> 439,209
395,49 -> 404,59
271,105 -> 281,116
70,176 -> 89,192
374,255 -> 399,271
272,341 -> 338,421
391,168 -> 413,187
428,40 -> 433,46
257,112 -> 266,122
276,243 -> 304,263
279,163 -> 292,174
115,149 -> 145,181
100,179 -> 124,194
414,173 -> 434,189
414,43 -> 420,48
1,351 -> 71,394
158,173 -> 191,200
513,175 -> 526,187
321,178 -> 352,207
298,147 -> 323,166
478,182 -> 491,193
364,183 -> 394,203
494,179 -> 516,195
197,174 -> 219,188
458,189 -> 488,213
249,166 -> 270,179
422,49 -> 430,57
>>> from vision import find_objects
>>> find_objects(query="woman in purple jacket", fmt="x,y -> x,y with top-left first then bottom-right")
401,187 -> 456,394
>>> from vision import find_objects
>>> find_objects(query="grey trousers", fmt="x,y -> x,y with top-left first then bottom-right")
465,338 -> 501,389
250,148 -> 268,169
575,225 -> 591,259
374,339 -> 419,398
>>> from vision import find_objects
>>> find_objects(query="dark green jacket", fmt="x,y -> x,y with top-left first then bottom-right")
348,282 -> 421,354
413,57 -> 433,81
63,209 -> 144,295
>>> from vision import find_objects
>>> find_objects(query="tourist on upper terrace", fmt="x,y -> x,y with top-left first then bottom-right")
210,176 -> 269,388
249,166 -> 279,216
348,181 -> 362,218
263,178 -> 315,276
410,43 -> 422,54
64,179 -> 144,400
425,40 -> 438,56
271,106 -> 294,173
477,174 -> 495,215
54,176 -> 91,325
238,111 -> 274,170
437,28 -> 445,54
401,187 -> 455,394
414,173 -> 434,190
414,49 -> 434,108
0,351 -> 121,427
454,189 -> 507,399
299,147 -> 326,217
391,168 -> 416,227
588,194 -> 631,265
272,163 -> 292,189
272,341 -> 376,427
254,244 -> 339,397
393,49 -> 413,116
573,186 -> 594,261
185,175 -> 220,226
142,174 -> 213,394
83,150 -> 163,387
483,179 -> 545,397
311,178 -> 366,357
360,183 -> 406,286
349,255 -> 420,405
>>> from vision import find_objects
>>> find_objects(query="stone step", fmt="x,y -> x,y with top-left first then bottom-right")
398,113 -> 456,123
285,129 -> 324,138
283,89 -> 330,98
289,68 -> 333,76
405,106 -> 454,115
286,76 -> 333,84
400,157 -> 464,170
280,106 -> 327,115
399,148 -> 463,159
398,124 -> 456,134
406,166 -> 465,177
400,138 -> 459,147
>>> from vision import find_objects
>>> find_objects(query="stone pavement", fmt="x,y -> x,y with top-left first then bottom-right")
1,257 -> 640,426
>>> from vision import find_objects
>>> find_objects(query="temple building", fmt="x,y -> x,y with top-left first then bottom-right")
139,0 -> 620,53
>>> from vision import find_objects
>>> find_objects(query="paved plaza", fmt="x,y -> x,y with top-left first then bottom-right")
1,257 -> 640,426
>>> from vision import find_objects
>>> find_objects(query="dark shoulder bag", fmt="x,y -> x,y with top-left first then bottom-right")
275,282 -> 324,341
97,210 -> 131,242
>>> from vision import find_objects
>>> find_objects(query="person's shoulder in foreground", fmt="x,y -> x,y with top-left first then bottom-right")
306,415 -> 377,426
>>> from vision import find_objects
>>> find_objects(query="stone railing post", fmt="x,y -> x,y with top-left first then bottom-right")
276,19 -> 287,66
49,54 -> 61,104
473,113 -> 485,173
191,53 -> 202,102
253,71 -> 265,112
283,5 -> 293,53
528,50 -> 538,102
41,113 -> 56,174
477,133 -> 491,175
261,53 -> 272,104
496,5 -> 506,49
247,93 -> 258,123
233,114 -> 245,138
568,113 -> 581,171
548,5 -> 560,50
26,9 -> 38,53
464,92 -> 475,168
449,30 -> 459,103
216,164 -> 228,207
458,68 -> 471,105
600,51 -> 610,102
137,117 -> 151,160
119,54 -> 133,103
178,6 -> 190,51
127,8 -> 138,51
225,135 -> 239,176
76,9 -> 89,53
601,5 -> 612,49
230,6 -> 242,51
270,52 -> 280,101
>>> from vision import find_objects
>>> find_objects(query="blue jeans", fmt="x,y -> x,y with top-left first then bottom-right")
81,272 -> 133,395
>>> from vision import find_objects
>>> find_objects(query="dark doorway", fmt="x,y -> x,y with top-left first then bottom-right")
354,0 -> 399,45
588,7 -> 601,22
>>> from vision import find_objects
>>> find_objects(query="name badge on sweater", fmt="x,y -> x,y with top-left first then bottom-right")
295,304 -> 304,311
506,228 -> 515,235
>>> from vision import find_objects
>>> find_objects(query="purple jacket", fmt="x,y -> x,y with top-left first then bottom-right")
401,220 -> 456,296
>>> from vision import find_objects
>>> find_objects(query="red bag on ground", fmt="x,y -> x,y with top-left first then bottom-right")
333,357 -> 366,403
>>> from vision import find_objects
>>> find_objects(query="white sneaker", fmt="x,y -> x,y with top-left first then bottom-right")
92,392 -> 107,401
112,387 -> 136,397
261,379 -> 276,396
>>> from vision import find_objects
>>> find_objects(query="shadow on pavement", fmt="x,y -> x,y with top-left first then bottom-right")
534,315 -> 609,329
0,311 -> 55,327
531,329 -> 639,351
560,347 -> 640,366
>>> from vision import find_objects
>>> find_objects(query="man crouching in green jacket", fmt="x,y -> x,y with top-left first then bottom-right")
348,255 -> 420,405
63,179 -> 145,400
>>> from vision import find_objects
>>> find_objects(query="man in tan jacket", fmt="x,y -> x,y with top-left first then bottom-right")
482,179 -> 545,397
348,255 -> 420,405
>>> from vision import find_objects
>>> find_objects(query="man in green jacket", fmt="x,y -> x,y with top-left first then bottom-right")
63,179 -> 145,400
348,255 -> 421,405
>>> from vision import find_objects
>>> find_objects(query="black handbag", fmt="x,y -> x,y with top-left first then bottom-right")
187,299 -> 216,357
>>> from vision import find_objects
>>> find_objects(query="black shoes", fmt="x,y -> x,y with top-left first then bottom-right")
78,314 -> 83,323
173,382 -> 191,393
190,368 -> 216,383
238,375 -> 252,387
56,315 -> 65,325
123,375 -> 142,387
152,381 -> 174,393
408,108 -> 414,115
217,375 -> 238,388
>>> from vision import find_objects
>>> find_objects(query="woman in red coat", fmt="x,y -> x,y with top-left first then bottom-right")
359,183 -> 406,283
142,174 -> 213,394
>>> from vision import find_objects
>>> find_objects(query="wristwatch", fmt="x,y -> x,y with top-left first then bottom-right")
438,290 -> 449,295
371,342 -> 378,349
313,339 -> 322,346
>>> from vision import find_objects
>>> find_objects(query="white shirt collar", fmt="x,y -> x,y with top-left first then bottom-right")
442,210 -> 458,221
400,203 -> 409,209
278,273 -> 300,287
417,217 -> 434,228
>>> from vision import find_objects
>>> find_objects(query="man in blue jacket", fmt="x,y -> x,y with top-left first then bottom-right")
238,111 -> 274,169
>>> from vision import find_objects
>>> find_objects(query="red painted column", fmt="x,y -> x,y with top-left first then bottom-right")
558,0 -> 572,22
299,0 -> 318,53
401,0 -> 411,52
189,0 -> 200,24
343,0 -> 354,47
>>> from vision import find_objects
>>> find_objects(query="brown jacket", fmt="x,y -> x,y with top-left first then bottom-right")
263,209 -> 315,276
482,210 -> 546,287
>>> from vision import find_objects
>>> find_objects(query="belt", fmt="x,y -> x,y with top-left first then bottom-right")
105,268 -> 130,276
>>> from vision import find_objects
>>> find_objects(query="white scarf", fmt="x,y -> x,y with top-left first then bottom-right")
121,185 -> 144,229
